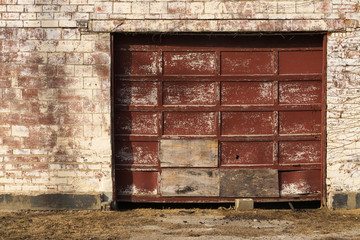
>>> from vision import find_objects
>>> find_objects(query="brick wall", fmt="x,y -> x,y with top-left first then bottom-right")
0,0 -> 359,209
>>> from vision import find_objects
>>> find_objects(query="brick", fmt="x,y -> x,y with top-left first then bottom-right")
22,89 -> 38,100
78,5 -> 94,12
186,2 -> 204,14
113,2 -> 131,14
7,5 -> 25,12
37,13 -> 53,20
24,21 -> 41,28
54,12 -> 72,20
66,53 -> 84,64
60,6 -> 77,13
43,5 -> 60,12
12,125 -> 29,137
47,53 -> 66,64
18,0 -> 34,3
75,65 -> 92,77
3,13 -> 20,19
168,2 -> 186,14
20,13 -> 36,20
93,65 -> 110,77
84,53 -> 110,65
73,13 -> 90,20
95,2 -> 113,14
41,20 -> 59,28
59,20 -> 77,28
296,1 -> 315,13
132,2 -> 149,14
150,2 -> 168,14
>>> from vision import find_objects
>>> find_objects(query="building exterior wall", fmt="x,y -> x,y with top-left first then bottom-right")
0,0 -> 358,209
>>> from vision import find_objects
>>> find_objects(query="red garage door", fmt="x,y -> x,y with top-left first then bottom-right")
113,34 -> 325,202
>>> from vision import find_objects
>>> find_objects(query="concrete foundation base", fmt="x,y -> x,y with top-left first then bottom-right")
329,192 -> 360,209
0,194 -> 101,211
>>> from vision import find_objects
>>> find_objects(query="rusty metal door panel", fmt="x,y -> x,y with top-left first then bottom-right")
222,112 -> 274,135
115,141 -> 159,166
221,82 -> 274,105
220,141 -> 273,166
279,81 -> 322,105
279,170 -> 321,196
160,140 -> 218,167
116,170 -> 158,196
114,51 -> 159,76
220,52 -> 275,75
160,169 -> 220,196
115,112 -> 159,135
279,141 -> 321,165
279,111 -> 321,134
115,81 -> 158,106
220,169 -> 279,197
163,112 -> 217,136
279,51 -> 323,74
163,82 -> 217,106
163,52 -> 216,75
113,34 -> 325,203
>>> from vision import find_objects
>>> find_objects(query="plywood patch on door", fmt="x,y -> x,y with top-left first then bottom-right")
220,169 -> 279,197
160,140 -> 218,167
161,169 -> 219,196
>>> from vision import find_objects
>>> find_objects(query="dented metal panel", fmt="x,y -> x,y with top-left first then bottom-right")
161,169 -> 219,196
160,140 -> 218,167
280,170 -> 321,196
115,141 -> 159,166
279,111 -> 321,134
220,169 -> 279,197
279,141 -> 321,165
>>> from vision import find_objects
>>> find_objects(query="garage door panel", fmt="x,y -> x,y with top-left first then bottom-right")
221,52 -> 275,75
163,82 -> 216,106
279,51 -> 322,74
115,141 -> 159,166
163,112 -> 216,135
279,81 -> 321,105
221,81 -> 273,105
117,170 -> 158,195
115,112 -> 159,135
221,141 -> 273,166
114,51 -> 159,76
220,169 -> 279,197
279,141 -> 321,165
279,111 -> 321,134
115,81 -> 158,106
160,140 -> 218,167
114,35 -> 324,202
161,169 -> 219,196
222,112 -> 274,135
163,52 -> 216,76
280,170 -> 321,196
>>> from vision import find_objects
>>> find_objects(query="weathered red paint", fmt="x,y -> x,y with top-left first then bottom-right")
113,34 -> 325,203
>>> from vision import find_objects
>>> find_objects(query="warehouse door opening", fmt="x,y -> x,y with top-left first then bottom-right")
112,34 -> 325,203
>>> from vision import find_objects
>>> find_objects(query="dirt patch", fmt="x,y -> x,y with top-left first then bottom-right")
0,208 -> 360,239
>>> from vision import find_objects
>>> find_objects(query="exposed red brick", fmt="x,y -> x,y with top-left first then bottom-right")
18,77 -> 44,88
0,126 -> 11,137
94,41 -> 110,52
11,101 -> 40,113
93,89 -> 110,101
39,65 -> 57,77
84,52 -> 110,65
19,65 -> 39,77
3,137 -> 21,148
22,89 -> 38,100
0,78 -> 11,88
1,113 -> 20,125
58,125 -> 83,137
67,102 -> 83,113
93,65 -> 110,77
21,114 -> 39,125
